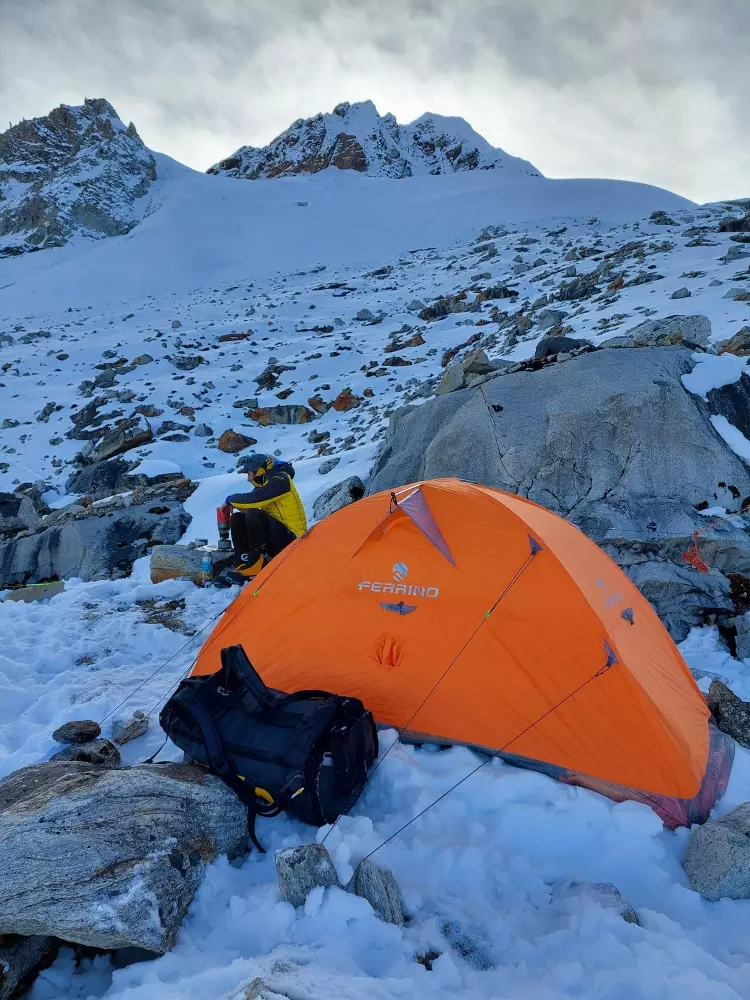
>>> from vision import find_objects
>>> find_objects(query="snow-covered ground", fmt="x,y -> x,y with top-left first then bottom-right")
0,573 -> 748,999
2,147 -> 750,998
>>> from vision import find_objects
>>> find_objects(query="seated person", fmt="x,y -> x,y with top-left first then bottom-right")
223,453 -> 307,579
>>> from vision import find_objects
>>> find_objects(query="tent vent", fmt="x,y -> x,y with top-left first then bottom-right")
621,608 -> 635,625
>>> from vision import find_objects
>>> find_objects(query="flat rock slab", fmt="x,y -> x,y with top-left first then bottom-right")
3,581 -> 65,603
52,720 -> 101,744
0,761 -> 248,953
150,545 -> 233,585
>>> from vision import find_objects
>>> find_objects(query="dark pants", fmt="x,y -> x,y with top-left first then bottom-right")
230,509 -> 295,564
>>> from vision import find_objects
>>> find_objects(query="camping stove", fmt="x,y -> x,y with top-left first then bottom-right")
216,505 -> 233,551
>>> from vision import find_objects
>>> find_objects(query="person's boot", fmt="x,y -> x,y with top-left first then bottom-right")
228,552 -> 265,582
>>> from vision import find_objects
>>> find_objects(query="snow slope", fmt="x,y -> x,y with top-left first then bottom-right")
207,100 -> 542,180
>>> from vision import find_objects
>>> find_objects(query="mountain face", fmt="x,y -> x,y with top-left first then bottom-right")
0,98 -> 156,256
207,100 -> 541,180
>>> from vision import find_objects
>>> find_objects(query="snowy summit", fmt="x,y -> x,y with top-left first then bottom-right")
207,99 -> 541,180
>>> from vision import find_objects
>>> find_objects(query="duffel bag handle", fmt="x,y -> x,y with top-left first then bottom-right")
221,645 -> 274,712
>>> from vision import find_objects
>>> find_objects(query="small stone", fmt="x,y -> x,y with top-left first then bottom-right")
50,738 -> 121,768
332,389 -> 361,412
52,720 -> 101,744
171,319 -> 182,329
356,308 -> 374,321
132,354 -> 153,365
194,423 -> 213,437
707,679 -> 750,747
111,711 -> 149,746
217,430 -> 257,453
682,803 -> 750,900
407,299 -> 425,311
564,264 -> 577,277
318,457 -> 341,475
710,279 -> 723,287
671,287 -> 691,299
276,844 -> 339,908
353,858 -> 404,925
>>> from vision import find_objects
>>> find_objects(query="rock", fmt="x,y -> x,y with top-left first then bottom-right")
3,581 -> 65,604
166,355 -> 205,371
435,348 -> 499,395
65,457 -> 135,496
312,476 -> 366,521
111,711 -> 149,746
0,99 -> 156,254
331,390 -> 361,412
602,314 -> 711,349
707,680 -> 750,747
716,328 -> 750,356
553,880 -> 638,924
0,492 -> 193,588
353,859 -> 404,925
233,398 -> 260,411
534,335 -> 590,360
50,738 -> 120,767
307,395 -> 330,415
217,430 -> 258,453
318,458 -> 341,475
149,544 -> 233,585
250,406 -> 315,426
564,264 -> 577,277
52,720 -> 101,744
382,356 -> 412,367
558,273 -> 599,300
368,347 -> 750,639
537,308 -> 567,330
308,430 -> 330,444
78,416 -> 153,465
132,354 -> 153,365
710,278 -> 723,287
275,844 -> 339,908
0,762 -> 247,952
682,802 -> 750,900
171,319 -> 182,329
0,493 -> 40,537
356,309 -> 375,321
671,287 -> 691,299
440,918 -> 494,969
723,288 -> 750,302
407,299 -> 425,311
0,935 -> 59,1000
718,215 -> 750,233
736,611 -> 750,660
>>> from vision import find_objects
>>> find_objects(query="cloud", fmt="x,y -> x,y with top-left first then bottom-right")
1,0 -> 747,202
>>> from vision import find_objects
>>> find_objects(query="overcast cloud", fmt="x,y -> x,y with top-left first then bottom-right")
1,0 -> 747,203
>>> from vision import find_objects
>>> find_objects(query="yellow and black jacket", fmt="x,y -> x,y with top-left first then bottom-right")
227,461 -> 307,538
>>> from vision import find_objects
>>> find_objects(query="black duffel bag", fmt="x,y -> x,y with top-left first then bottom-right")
160,644 -> 378,850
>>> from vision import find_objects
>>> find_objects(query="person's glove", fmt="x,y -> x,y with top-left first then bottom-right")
224,497 -> 234,508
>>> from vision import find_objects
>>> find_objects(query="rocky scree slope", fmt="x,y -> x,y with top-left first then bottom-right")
207,99 -> 541,180
0,98 -> 156,256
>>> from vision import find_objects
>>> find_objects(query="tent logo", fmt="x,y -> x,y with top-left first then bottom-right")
392,562 -> 408,582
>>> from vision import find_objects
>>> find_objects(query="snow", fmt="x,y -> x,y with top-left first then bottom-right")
710,415 -> 750,464
3,574 -> 748,999
130,458 -> 183,477
682,353 -> 749,400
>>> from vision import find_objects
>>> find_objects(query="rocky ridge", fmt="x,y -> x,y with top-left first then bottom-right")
207,100 -> 541,180
0,98 -> 156,255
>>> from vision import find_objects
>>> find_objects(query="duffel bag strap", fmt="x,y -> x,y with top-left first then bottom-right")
177,686 -> 266,854
220,645 -> 275,714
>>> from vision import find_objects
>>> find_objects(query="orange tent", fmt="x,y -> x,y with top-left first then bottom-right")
194,479 -> 730,822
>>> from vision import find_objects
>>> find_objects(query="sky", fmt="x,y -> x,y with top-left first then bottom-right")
1,0 -> 748,204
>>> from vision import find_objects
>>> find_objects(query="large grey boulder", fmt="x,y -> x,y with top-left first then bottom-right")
65,457 -> 136,496
77,416 -> 152,464
682,803 -> 750,901
0,499 -> 191,588
0,762 -> 247,953
368,348 -> 750,639
707,680 -> 750,748
275,844 -> 339,908
312,476 -> 366,522
0,480 -> 195,588
0,935 -> 58,1000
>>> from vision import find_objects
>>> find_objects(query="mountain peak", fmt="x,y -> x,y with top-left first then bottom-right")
0,98 -> 156,255
207,101 -> 541,181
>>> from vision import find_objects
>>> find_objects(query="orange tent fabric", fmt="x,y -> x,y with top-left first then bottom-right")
194,479 -> 710,800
